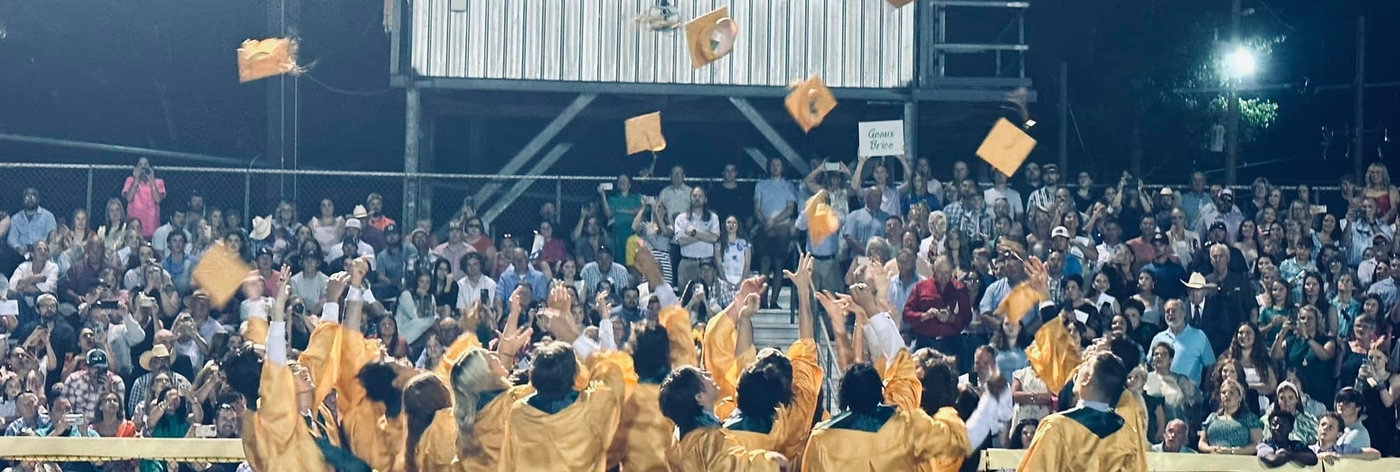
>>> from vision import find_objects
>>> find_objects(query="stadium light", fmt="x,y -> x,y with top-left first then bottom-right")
1224,46 -> 1257,78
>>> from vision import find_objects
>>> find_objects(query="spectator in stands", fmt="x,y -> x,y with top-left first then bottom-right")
150,210 -> 188,257
3,392 -> 47,436
901,173 -> 942,215
361,193 -> 395,252
600,174 -> 642,260
1144,233 -> 1187,301
673,187 -> 719,288
1333,387 -> 1371,450
1313,411 -> 1382,462
1151,419 -> 1197,453
574,210 -> 610,266
1256,409 -> 1319,467
842,187 -> 887,259
121,158 -> 165,240
61,349 -> 124,418
373,224 -> 408,297
496,247 -> 547,313
326,219 -> 374,268
1362,163 -> 1400,223
753,158 -> 796,306
1198,378 -> 1263,455
126,344 -> 190,418
8,188 -> 56,255
454,252 -> 497,319
11,241 -> 58,299
658,165 -> 692,225
631,199 -> 672,284
430,222 -> 474,281
610,286 -> 643,327
536,221 -> 569,269
308,198 -> 343,256
581,246 -> 629,306
1151,299 -> 1216,386
903,256 -> 972,363
1344,198 -> 1392,269
1198,188 -> 1245,243
707,163 -> 749,228
17,294 -> 73,388
1366,257 -> 1399,312
984,171 -> 1022,221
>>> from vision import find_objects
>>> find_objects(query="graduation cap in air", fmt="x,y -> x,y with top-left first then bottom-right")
975,88 -> 1037,176
624,112 -> 667,155
685,7 -> 739,69
192,244 -> 253,308
237,38 -> 301,83
785,75 -> 838,133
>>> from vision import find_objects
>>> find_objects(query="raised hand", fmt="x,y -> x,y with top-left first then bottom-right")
496,324 -> 533,360
547,282 -> 572,314
847,284 -> 876,322
783,253 -> 814,293
1023,255 -> 1049,296
814,290 -> 850,320
736,292 -> 761,319
595,290 -> 613,320
863,260 -> 891,298
324,273 -> 349,304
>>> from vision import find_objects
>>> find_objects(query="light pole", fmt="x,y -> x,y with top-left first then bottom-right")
1226,0 -> 1242,185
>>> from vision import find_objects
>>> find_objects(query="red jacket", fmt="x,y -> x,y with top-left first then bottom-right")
902,278 -> 973,338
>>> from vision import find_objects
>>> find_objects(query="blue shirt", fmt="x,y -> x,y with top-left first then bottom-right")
795,206 -> 841,257
7,207 -> 56,250
163,255 -> 196,294
1366,278 -> 1398,313
754,180 -> 797,221
841,207 -> 887,253
1151,326 -> 1217,385
889,273 -> 924,320
496,265 -> 549,311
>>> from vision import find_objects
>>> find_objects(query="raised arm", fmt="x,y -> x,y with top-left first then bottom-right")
783,253 -> 815,341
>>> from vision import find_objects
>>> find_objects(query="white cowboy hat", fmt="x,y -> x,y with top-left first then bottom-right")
139,344 -> 173,372
249,216 -> 272,241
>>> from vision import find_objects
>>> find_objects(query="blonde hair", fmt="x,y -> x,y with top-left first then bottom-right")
449,348 -> 511,457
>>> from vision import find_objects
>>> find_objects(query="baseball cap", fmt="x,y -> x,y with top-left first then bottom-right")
345,219 -> 363,230
1210,221 -> 1228,233
87,349 -> 109,368
1151,232 -> 1170,244
1051,226 -> 1071,239
1217,188 -> 1234,198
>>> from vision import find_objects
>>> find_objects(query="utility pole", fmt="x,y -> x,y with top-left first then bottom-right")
267,0 -> 299,209
1353,16 -> 1366,179
1058,62 -> 1069,173
1225,0 -> 1241,185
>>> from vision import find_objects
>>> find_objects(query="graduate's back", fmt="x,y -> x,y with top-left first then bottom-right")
801,407 -> 959,472
497,351 -> 627,472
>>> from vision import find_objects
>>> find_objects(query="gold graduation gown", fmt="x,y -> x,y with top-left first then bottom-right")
412,409 -> 463,472
321,325 -> 408,472
875,349 -> 971,472
667,427 -> 784,472
456,384 -> 533,472
1024,317 -> 1150,472
703,311 -> 754,420
725,339 -> 823,465
240,359 -> 336,472
497,351 -> 628,472
800,406 -> 967,472
605,306 -> 696,472
1015,407 -> 1148,472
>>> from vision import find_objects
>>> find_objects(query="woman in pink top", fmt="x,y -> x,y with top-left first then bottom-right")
122,157 -> 165,239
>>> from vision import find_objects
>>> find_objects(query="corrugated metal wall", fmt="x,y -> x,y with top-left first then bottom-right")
411,0 -> 915,88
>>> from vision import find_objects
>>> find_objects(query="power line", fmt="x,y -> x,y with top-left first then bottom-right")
301,73 -> 396,97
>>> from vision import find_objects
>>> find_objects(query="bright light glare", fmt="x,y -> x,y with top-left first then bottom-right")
1225,47 -> 1257,78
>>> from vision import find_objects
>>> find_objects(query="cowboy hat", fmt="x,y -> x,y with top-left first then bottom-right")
139,344 -> 173,372
352,205 -> 369,219
1183,272 -> 1209,290
249,216 -> 272,241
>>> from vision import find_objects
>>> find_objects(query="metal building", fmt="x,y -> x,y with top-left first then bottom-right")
386,0 -> 1033,226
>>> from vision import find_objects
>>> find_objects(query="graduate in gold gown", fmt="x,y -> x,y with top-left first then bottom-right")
659,365 -> 787,472
722,255 -> 823,466
446,346 -> 531,472
497,340 -> 627,471
1017,350 -> 1147,472
808,281 -> 972,472
402,373 -> 457,472
230,269 -> 370,472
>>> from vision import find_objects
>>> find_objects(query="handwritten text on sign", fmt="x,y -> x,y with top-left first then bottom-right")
858,120 -> 905,157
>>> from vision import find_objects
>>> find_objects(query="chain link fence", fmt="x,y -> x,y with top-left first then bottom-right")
0,162 -> 1347,245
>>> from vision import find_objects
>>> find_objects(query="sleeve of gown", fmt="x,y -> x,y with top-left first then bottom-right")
703,311 -> 741,401
661,306 -> 698,368
879,349 -> 922,413
1024,316 -> 1082,394
296,321 -> 345,408
435,332 -> 482,379
1016,417 -> 1068,472
778,339 -> 823,459
338,326 -> 407,472
1117,392 -> 1150,472
252,355 -> 298,449
913,407 -> 972,467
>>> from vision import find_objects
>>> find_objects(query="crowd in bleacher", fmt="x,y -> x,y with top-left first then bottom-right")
1,154 -> 1399,471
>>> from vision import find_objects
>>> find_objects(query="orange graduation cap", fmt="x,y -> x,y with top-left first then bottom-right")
975,118 -> 1037,177
624,112 -> 667,155
804,190 -> 840,245
237,38 -> 301,83
192,243 -> 253,308
785,75 -> 838,133
685,7 -> 739,69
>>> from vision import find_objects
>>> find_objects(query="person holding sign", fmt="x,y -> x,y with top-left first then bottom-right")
852,155 -> 909,219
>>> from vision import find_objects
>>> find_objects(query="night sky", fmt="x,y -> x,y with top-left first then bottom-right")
0,0 -> 1395,185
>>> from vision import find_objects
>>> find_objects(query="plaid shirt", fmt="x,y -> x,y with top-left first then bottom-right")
958,207 -> 994,244
62,369 -> 126,417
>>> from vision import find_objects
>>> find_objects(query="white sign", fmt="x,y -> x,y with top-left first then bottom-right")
858,120 -> 905,157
